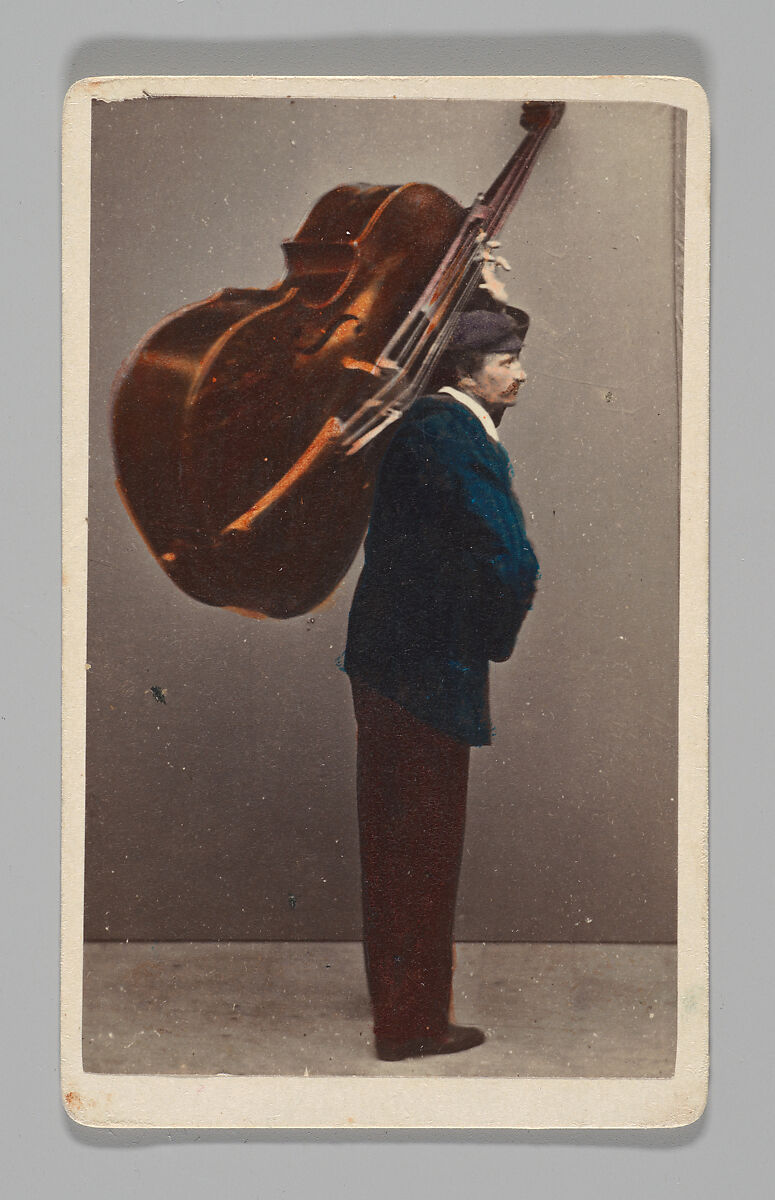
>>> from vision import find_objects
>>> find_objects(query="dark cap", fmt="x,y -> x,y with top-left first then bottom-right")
446,307 -> 529,358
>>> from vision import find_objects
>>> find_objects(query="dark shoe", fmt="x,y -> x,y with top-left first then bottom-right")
375,1024 -> 485,1062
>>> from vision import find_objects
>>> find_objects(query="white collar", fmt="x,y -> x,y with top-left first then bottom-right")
438,385 -> 500,443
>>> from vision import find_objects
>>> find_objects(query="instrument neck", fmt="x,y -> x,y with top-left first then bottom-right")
341,102 -> 565,451
396,103 -> 564,379
480,103 -> 562,237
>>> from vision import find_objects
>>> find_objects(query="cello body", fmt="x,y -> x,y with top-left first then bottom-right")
112,182 -> 465,618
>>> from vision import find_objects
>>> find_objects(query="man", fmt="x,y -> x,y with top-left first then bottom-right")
344,305 -> 540,1062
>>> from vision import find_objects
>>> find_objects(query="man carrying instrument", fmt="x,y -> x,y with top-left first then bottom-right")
344,259 -> 540,1061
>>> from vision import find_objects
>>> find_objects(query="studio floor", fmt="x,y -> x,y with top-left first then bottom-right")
81,941 -> 676,1078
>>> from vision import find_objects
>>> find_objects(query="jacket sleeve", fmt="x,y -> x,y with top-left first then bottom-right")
404,415 -> 540,663
458,446 -> 539,662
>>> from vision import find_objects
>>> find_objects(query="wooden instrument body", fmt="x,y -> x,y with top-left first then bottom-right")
112,182 -> 465,618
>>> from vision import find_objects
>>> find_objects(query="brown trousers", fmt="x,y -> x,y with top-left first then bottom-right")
351,680 -> 470,1042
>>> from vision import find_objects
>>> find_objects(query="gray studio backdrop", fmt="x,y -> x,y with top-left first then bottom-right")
85,97 -> 681,944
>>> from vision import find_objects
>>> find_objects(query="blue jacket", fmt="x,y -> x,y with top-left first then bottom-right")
344,394 -> 539,746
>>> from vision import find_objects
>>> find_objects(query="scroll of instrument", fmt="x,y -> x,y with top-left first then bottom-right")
111,100 -> 564,618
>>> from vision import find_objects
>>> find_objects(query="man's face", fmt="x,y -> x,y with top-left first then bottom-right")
459,351 -> 527,426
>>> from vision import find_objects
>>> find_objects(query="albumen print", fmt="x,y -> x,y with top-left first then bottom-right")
61,75 -> 708,1129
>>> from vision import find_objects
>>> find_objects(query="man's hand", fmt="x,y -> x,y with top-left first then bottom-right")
476,236 -> 512,306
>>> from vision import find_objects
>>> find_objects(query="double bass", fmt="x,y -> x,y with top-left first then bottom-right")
111,100 -> 564,618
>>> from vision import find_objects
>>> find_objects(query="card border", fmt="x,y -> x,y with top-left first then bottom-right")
61,73 -> 708,1130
